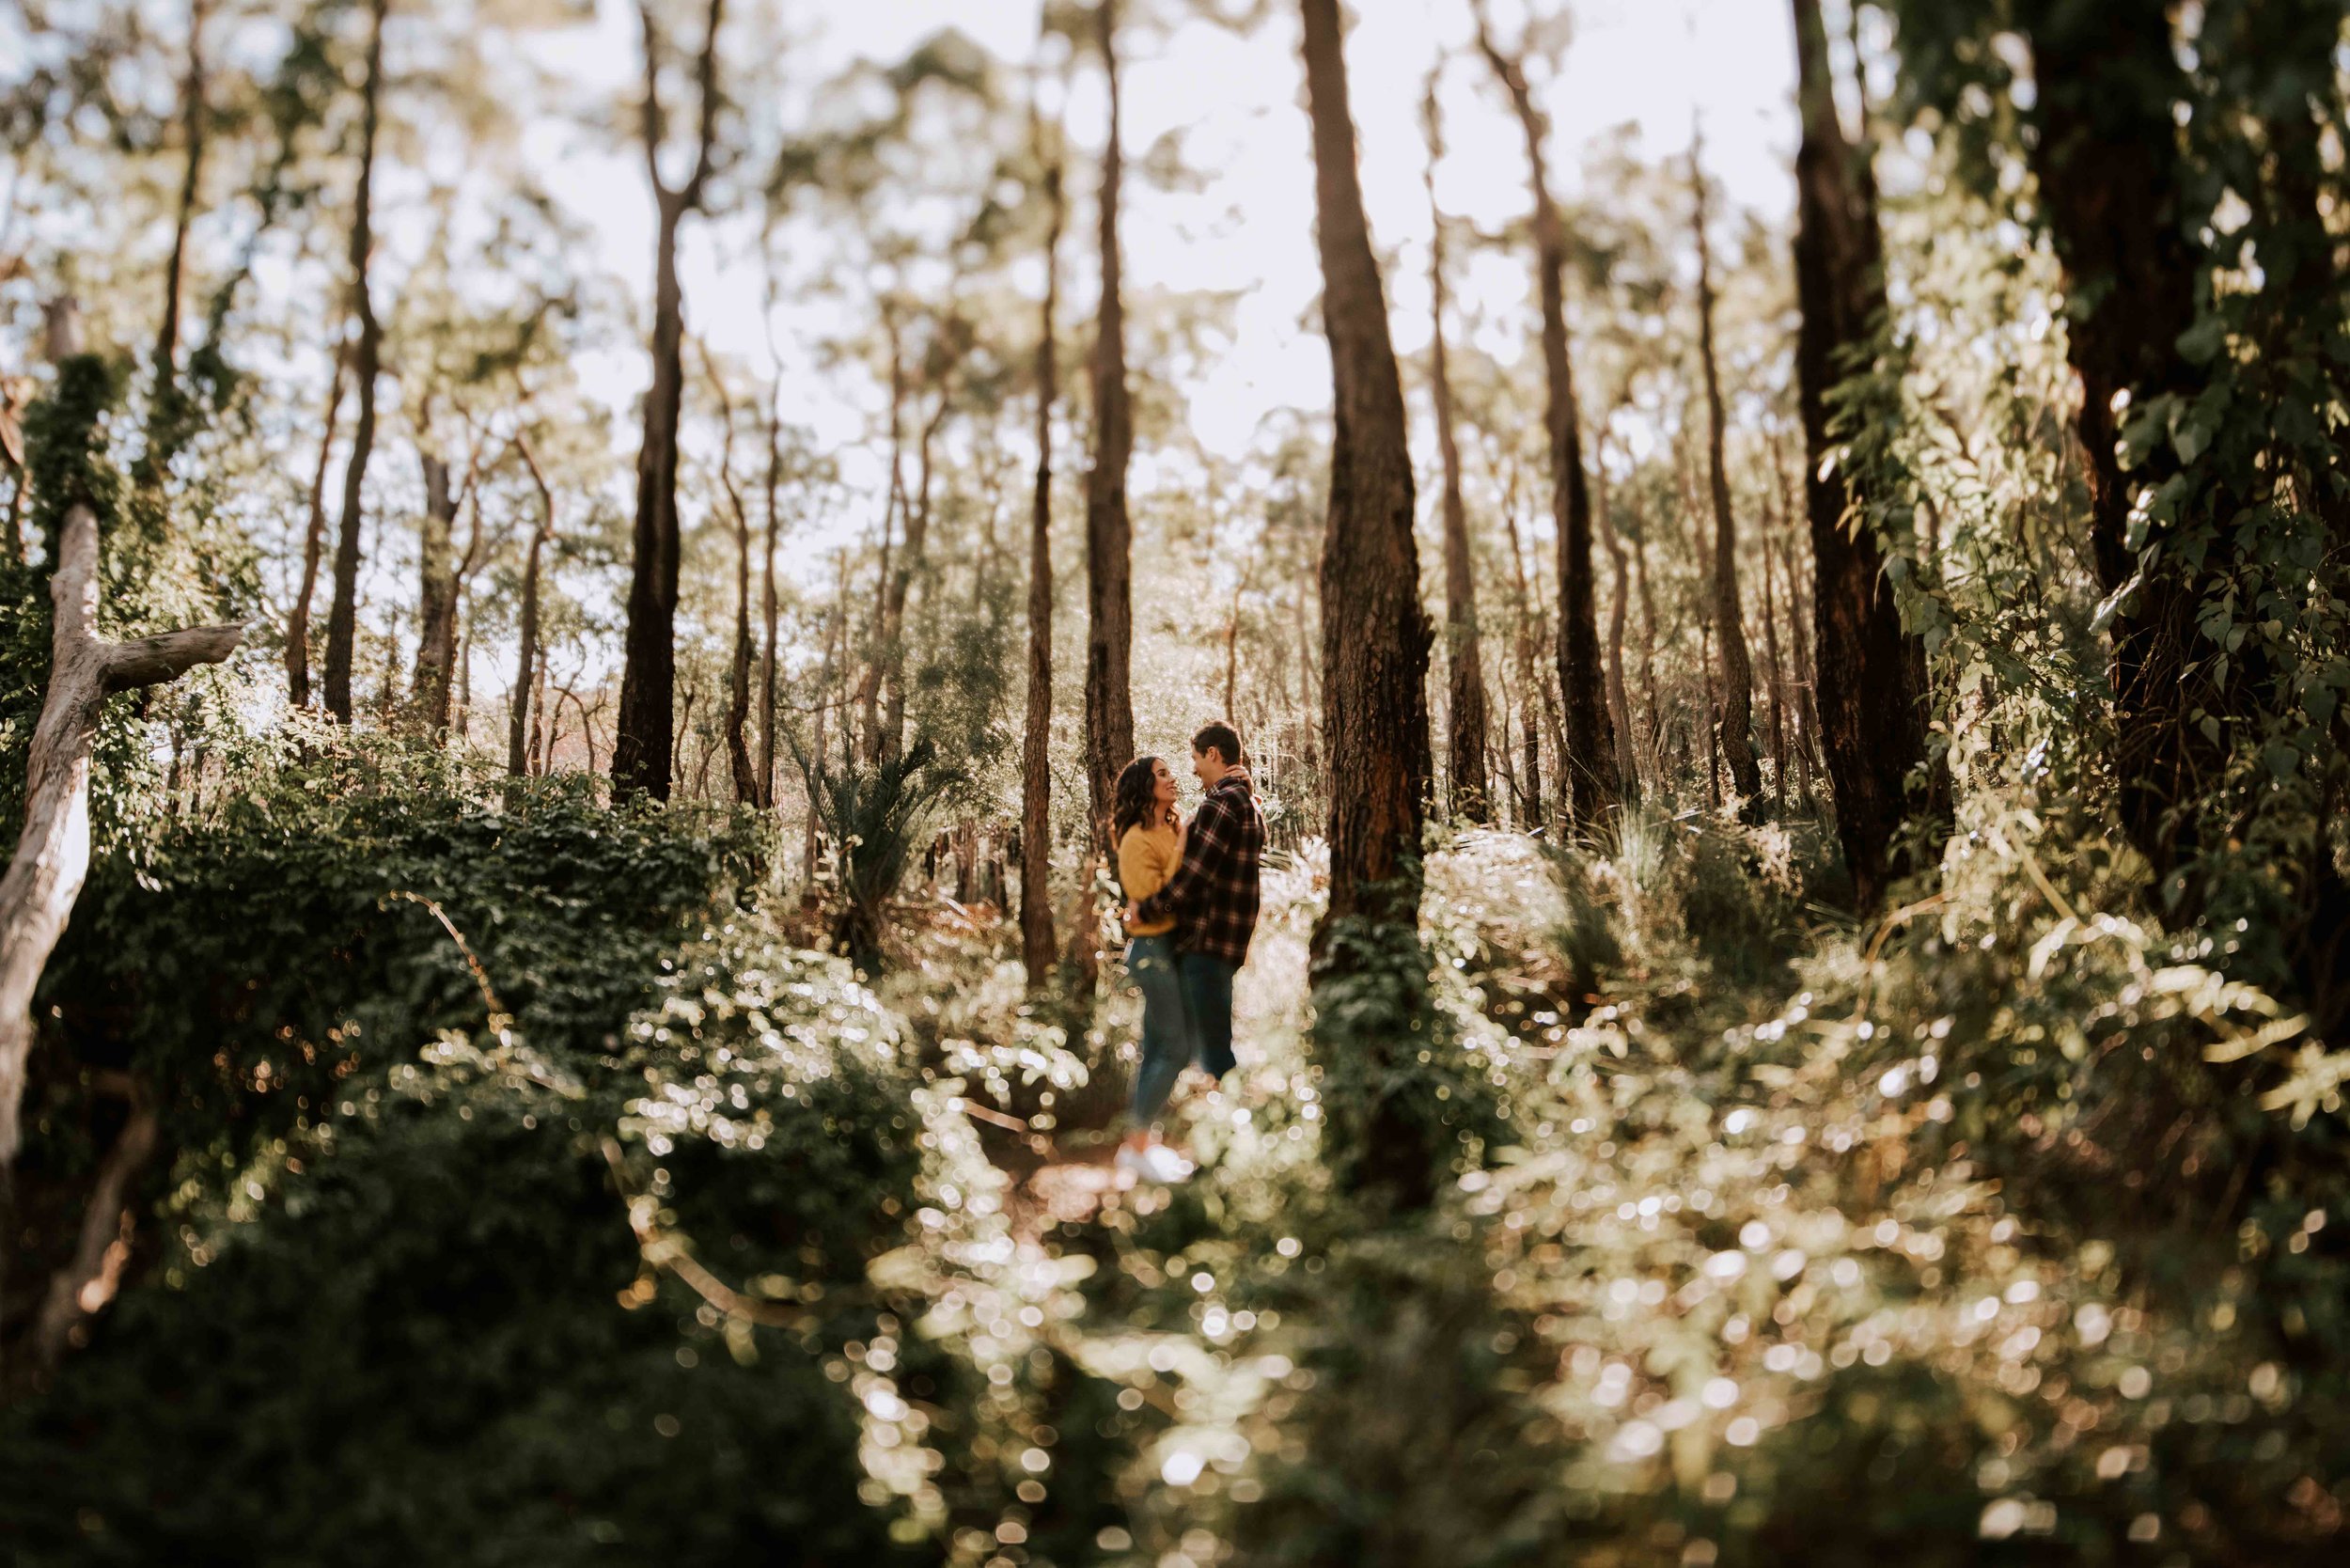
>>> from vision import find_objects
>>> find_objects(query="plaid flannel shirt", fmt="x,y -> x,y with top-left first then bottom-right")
1136,769 -> 1264,966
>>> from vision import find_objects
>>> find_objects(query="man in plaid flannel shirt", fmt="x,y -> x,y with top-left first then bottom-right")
1126,721 -> 1262,1079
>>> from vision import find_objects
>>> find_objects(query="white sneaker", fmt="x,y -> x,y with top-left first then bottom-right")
1115,1142 -> 1194,1184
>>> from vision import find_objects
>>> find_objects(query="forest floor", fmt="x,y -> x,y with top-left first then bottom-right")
5,770 -> 2343,1565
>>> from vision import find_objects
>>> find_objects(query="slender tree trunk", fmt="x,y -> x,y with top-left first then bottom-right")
1424,80 -> 1491,824
1692,130 -> 1764,816
759,391 -> 781,808
1497,488 -> 1544,825
286,342 -> 346,708
1084,0 -> 1136,856
725,483 -> 758,806
509,436 -> 555,778
882,390 -> 952,764
142,0 -> 209,477
321,0 -> 385,725
612,0 -> 726,800
1020,129 -> 1065,984
1758,490 -> 1790,813
857,321 -> 905,767
413,442 -> 460,731
1790,0 -> 1931,905
1592,433 -> 1641,806
1477,10 -> 1616,830
1301,0 -> 1436,1209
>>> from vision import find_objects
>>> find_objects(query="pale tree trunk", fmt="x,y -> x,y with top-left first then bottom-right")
1020,122 -> 1064,984
285,341 -> 346,708
29,1070 -> 154,1372
1301,0 -> 1436,1207
509,434 -> 556,777
1424,78 -> 1491,824
412,441 -> 460,731
321,0 -> 385,725
1692,129 -> 1765,817
2,354 -> 244,1169
1476,6 -> 1616,829
612,0 -> 726,800
1083,0 -> 1136,856
1758,485 -> 1790,813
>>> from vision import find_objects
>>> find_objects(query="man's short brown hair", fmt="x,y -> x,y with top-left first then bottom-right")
1192,721 -> 1243,767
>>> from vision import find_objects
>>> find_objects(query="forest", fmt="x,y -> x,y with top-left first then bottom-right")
3,0 -> 2349,1561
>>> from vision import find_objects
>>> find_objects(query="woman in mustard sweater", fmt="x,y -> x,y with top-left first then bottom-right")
1111,755 -> 1195,1184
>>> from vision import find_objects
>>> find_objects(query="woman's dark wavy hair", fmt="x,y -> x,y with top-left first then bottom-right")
1112,756 -> 1169,843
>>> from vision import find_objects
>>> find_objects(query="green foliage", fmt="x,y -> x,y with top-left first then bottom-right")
797,733 -> 964,974
1,730 -> 945,1563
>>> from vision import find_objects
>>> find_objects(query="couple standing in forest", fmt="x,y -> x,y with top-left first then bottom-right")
1107,721 -> 1265,1184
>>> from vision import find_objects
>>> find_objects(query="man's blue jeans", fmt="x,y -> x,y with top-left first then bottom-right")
1178,951 -> 1239,1079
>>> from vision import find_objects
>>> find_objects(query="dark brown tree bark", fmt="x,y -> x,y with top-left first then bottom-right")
145,0 -> 209,459
1758,484 -> 1791,812
1301,0 -> 1432,933
1474,8 -> 1616,829
1496,467 -> 1545,825
1300,0 -> 1435,1214
1691,131 -> 1765,816
612,0 -> 725,800
1790,0 -> 1930,906
286,341 -> 346,709
2012,0 -> 2217,878
1083,0 -> 1136,854
856,319 -> 905,766
759,386 -> 782,808
321,0 -> 386,725
1423,79 -> 1491,824
509,434 -> 556,778
1021,122 -> 1065,983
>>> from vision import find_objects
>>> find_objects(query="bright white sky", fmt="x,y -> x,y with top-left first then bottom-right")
524,0 -> 1797,562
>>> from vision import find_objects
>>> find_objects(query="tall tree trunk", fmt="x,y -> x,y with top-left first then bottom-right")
285,341 -> 346,709
759,390 -> 781,808
1300,0 -> 1436,1207
1497,484 -> 1544,825
2013,0 -> 2214,880
142,0 -> 209,477
1301,0 -> 1432,925
1790,0 -> 1931,906
1592,432 -> 1641,805
321,0 -> 386,725
1692,131 -> 1765,816
857,321 -> 905,767
1424,78 -> 1491,825
1083,0 -> 1136,854
1475,10 -> 1615,829
725,480 -> 758,806
1021,127 -> 1065,985
509,435 -> 555,778
1758,487 -> 1791,813
612,0 -> 726,800
412,440 -> 460,731
883,389 -> 952,764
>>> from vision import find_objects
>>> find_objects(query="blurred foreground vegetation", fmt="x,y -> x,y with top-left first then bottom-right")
6,730 -> 2349,1565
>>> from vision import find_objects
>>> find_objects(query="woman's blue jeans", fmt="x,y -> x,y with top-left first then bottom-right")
1125,934 -> 1192,1127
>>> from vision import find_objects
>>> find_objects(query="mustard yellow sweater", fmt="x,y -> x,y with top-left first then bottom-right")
1118,821 -> 1182,936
